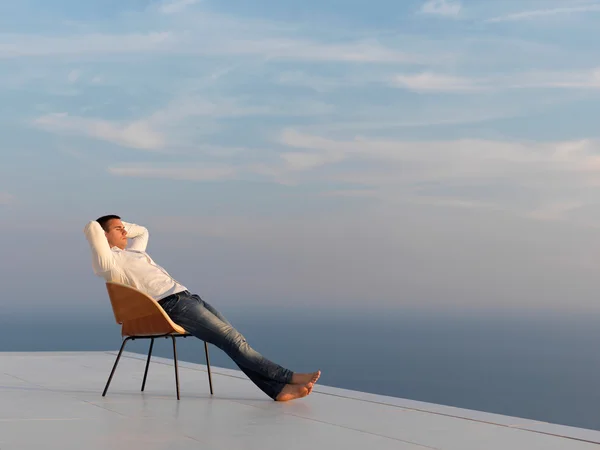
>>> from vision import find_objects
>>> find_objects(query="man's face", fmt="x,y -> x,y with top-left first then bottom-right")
104,219 -> 128,249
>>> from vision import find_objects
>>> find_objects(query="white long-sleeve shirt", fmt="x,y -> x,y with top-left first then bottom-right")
83,220 -> 188,300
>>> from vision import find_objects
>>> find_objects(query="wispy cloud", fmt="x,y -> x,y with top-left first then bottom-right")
420,0 -> 462,17
33,113 -> 165,150
256,39 -> 416,63
158,0 -> 201,14
90,75 -> 104,85
0,32 -> 174,58
67,69 -> 81,83
280,149 -> 345,171
514,68 -> 600,89
320,189 -> 379,198
392,68 -> 600,93
31,100 -> 244,151
270,130 -> 599,219
275,70 -> 390,92
31,92 -> 338,151
527,201 -> 586,221
488,4 -> 600,23
109,164 -> 236,181
394,72 -> 483,92
103,129 -> 596,218
103,130 -> 599,225
277,129 -> 544,172
0,31 -> 419,64
278,130 -> 600,169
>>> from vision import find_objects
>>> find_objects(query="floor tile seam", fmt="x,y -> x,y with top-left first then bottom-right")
3,371 -> 128,418
316,391 -> 600,446
224,399 -> 439,450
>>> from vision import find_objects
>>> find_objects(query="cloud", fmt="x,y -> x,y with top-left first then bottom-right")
31,93 -> 338,151
67,69 -> 81,83
254,39 -> 416,63
280,150 -> 345,171
109,165 -> 236,181
403,196 -> 502,211
0,31 -> 419,64
107,159 -> 297,187
275,70 -> 393,92
299,110 -> 528,133
392,68 -> 600,93
108,129 -> 590,193
488,4 -> 600,23
394,72 -> 483,92
33,113 -> 165,150
278,130 -> 600,173
420,0 -> 462,17
0,32 -> 174,58
527,201 -> 586,221
320,189 -> 379,198
0,0 -> 434,65
158,0 -> 200,14
0,192 -> 15,205
279,130 -> 529,173
518,68 -> 600,89
149,96 -> 333,123
273,130 -> 599,221
30,98 -> 254,150
276,72 -> 347,92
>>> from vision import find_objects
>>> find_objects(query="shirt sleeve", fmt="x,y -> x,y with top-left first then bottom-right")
83,220 -> 124,281
123,221 -> 149,252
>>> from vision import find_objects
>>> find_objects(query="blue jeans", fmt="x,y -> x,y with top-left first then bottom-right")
158,291 -> 293,400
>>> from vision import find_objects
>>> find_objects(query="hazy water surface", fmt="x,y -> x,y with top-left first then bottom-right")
2,307 -> 600,432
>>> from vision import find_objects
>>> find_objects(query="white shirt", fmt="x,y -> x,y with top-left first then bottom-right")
83,220 -> 188,300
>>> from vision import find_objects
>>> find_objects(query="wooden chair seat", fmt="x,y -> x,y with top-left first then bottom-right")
102,282 -> 213,399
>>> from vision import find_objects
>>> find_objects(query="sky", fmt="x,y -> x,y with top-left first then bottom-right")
2,0 -> 600,315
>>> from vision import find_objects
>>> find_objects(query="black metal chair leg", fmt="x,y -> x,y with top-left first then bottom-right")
141,338 -> 154,392
204,341 -> 213,395
103,337 -> 132,397
103,334 -> 211,400
171,336 -> 180,400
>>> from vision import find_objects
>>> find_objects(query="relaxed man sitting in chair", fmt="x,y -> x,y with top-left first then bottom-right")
84,215 -> 320,401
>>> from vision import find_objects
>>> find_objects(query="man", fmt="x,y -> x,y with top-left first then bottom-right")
84,215 -> 320,401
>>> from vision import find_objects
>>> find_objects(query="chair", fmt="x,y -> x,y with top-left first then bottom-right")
102,281 -> 213,400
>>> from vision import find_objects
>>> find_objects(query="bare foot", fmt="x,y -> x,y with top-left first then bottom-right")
275,383 -> 311,402
291,370 -> 321,385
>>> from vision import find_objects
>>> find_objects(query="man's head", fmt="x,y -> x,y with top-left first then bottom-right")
96,214 -> 128,250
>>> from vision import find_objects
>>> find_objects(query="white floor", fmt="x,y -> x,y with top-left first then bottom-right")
1,350 -> 599,449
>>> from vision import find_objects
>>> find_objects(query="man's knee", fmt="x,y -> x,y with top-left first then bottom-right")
223,327 -> 248,352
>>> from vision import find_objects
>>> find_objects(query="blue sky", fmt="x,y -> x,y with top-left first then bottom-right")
2,0 -> 600,315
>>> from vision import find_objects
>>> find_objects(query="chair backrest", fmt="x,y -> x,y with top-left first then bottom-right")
105,282 -> 186,336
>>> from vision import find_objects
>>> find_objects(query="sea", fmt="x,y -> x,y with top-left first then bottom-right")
3,306 -> 600,432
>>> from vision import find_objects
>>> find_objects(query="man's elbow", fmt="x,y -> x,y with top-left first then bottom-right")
93,267 -> 124,283
83,221 -> 93,234
84,220 -> 102,237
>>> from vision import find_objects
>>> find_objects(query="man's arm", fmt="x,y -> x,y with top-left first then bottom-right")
83,220 -> 120,278
123,221 -> 149,252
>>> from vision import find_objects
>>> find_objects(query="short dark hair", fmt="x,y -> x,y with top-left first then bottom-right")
96,215 -> 121,232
